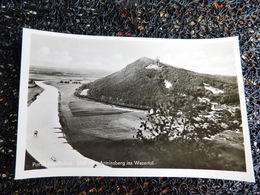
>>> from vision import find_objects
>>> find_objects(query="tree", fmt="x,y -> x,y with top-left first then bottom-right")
135,94 -> 243,168
137,96 -> 206,141
136,94 -> 242,152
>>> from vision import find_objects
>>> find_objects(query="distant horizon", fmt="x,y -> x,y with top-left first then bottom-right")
30,33 -> 240,76
30,55 -> 237,78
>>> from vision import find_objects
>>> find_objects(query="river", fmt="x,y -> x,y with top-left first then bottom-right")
26,81 -> 108,169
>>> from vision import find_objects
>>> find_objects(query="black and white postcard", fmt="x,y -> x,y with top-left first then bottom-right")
16,28 -> 254,181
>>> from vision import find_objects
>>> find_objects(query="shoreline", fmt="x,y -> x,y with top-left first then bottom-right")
27,86 -> 44,107
74,89 -> 150,111
26,81 -> 110,170
34,80 -> 246,171
25,84 -> 45,169
57,91 -> 73,145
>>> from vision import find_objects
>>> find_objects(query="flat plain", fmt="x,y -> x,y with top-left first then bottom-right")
28,73 -> 246,170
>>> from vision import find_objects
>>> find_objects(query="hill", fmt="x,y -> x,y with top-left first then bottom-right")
75,57 -> 239,109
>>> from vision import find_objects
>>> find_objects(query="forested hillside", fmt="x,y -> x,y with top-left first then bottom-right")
75,57 -> 239,109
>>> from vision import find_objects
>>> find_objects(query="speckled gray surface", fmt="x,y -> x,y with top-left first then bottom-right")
0,0 -> 259,194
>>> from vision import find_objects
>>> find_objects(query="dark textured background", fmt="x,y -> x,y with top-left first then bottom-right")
0,0 -> 259,194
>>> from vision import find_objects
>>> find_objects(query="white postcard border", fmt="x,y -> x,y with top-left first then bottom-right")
15,28 -> 255,182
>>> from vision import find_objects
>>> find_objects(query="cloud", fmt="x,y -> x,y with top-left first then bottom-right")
30,33 -> 237,76
52,51 -> 72,64
111,53 -> 124,61
39,46 -> 51,57
32,46 -> 73,66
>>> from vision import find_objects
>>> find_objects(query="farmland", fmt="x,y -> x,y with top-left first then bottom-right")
45,79 -> 244,170
27,68 -> 246,170
45,80 -> 159,168
49,81 -> 146,142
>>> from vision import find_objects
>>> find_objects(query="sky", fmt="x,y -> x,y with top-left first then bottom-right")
30,32 -> 239,76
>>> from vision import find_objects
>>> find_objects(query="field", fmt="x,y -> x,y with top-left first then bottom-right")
48,81 -> 146,142
27,73 -> 246,170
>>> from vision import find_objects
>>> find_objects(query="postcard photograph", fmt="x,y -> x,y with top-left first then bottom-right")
15,29 -> 254,181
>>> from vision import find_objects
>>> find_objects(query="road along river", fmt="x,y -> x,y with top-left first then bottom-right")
26,81 -> 108,169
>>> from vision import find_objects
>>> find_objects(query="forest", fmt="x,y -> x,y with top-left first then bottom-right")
74,57 -> 240,109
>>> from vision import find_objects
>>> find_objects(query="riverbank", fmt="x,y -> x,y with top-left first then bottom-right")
27,86 -> 44,106
25,84 -> 45,169
25,81 -> 109,170
48,80 -> 246,170
49,81 -> 146,143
